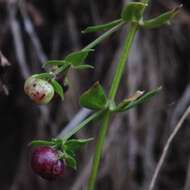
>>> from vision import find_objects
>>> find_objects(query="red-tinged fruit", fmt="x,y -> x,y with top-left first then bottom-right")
24,76 -> 54,104
31,146 -> 64,180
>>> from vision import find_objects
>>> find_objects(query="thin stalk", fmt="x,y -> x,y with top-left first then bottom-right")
87,23 -> 139,190
87,0 -> 151,188
108,24 -> 138,100
148,105 -> 190,190
87,110 -> 110,190
60,110 -> 104,141
82,22 -> 125,51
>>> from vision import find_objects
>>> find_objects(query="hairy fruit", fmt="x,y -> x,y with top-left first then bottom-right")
24,76 -> 54,104
31,146 -> 64,180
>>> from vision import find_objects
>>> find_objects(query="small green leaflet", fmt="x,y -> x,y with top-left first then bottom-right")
46,49 -> 93,70
64,138 -> 94,151
143,4 -> 183,29
113,87 -> 162,112
46,60 -> 68,67
63,137 -> 93,170
80,82 -> 107,110
29,140 -> 55,147
32,73 -> 52,80
71,64 -> 94,70
63,150 -> 77,170
65,49 -> 94,67
111,90 -> 144,111
51,79 -> 64,100
121,2 -> 147,22
82,19 -> 123,33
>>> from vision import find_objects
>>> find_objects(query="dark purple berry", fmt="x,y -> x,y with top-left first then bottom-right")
31,146 -> 64,180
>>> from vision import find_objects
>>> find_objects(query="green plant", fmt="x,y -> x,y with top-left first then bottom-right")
26,0 -> 182,188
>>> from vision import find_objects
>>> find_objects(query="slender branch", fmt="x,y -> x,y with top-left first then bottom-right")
60,110 -> 104,141
87,111 -> 110,190
87,22 -> 139,190
148,105 -> 190,190
58,108 -> 92,138
108,24 -> 138,100
86,0 -> 152,189
82,22 -> 125,51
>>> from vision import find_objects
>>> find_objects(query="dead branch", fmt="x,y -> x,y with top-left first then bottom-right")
148,105 -> 190,190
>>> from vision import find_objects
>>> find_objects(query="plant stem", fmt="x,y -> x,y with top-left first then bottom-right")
60,110 -> 104,141
87,110 -> 110,190
108,24 -> 138,100
82,22 -> 125,51
87,23 -> 139,190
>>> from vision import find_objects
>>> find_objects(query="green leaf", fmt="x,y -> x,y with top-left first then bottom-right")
64,138 -> 94,151
113,87 -> 162,112
71,64 -> 94,70
111,90 -> 144,111
143,5 -> 183,29
29,140 -> 55,147
82,19 -> 123,33
79,82 -> 107,110
63,150 -> 77,170
47,60 -> 68,67
65,49 -> 93,66
51,79 -> 64,100
121,2 -> 147,22
32,73 -> 52,80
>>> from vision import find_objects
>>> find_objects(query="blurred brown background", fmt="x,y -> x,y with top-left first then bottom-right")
0,0 -> 190,190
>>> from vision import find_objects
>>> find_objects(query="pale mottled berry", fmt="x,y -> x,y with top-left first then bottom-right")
24,76 -> 54,104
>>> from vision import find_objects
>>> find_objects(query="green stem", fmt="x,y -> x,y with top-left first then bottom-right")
61,110 -> 104,141
87,23 -> 139,190
87,1 -> 151,187
87,110 -> 110,190
82,21 -> 125,51
108,24 -> 138,100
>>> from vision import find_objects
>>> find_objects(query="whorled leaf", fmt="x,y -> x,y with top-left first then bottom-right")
29,140 -> 55,147
64,138 -> 94,151
80,82 -> 107,110
63,150 -> 77,170
65,49 -> 94,67
71,64 -> 94,70
113,87 -> 162,112
82,19 -> 123,33
46,60 -> 67,67
51,79 -> 64,100
32,73 -> 53,80
121,2 -> 147,22
142,4 -> 183,29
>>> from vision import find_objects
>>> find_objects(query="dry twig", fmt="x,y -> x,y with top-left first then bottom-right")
148,105 -> 190,190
